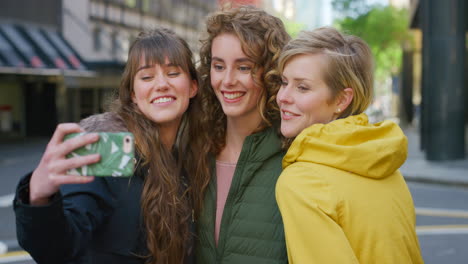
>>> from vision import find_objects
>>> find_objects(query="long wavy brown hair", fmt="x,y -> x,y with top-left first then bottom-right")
112,28 -> 211,264
198,5 -> 291,154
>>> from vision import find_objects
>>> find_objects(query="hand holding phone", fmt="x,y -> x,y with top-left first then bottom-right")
64,132 -> 135,177
29,124 -> 100,205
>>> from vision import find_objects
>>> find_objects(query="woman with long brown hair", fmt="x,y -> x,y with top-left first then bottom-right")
14,28 -> 211,264
196,6 -> 290,263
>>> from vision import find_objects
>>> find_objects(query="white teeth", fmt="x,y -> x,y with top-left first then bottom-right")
224,92 -> 244,99
153,97 -> 174,104
283,111 -> 294,116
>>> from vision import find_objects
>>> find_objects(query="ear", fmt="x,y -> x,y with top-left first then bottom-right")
334,88 -> 353,114
189,80 -> 198,98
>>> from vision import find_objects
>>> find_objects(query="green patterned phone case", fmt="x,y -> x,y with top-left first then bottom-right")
64,132 -> 135,177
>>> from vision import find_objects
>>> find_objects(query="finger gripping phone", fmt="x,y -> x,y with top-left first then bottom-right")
64,132 -> 135,177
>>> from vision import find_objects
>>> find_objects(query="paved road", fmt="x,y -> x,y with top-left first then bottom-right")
410,182 -> 468,264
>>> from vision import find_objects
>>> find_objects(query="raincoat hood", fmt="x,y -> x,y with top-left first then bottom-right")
283,113 -> 407,179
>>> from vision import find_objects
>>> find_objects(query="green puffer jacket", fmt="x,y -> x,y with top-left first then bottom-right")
196,127 -> 288,264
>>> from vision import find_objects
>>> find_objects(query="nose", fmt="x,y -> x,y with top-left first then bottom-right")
222,68 -> 237,87
277,85 -> 293,105
154,76 -> 169,91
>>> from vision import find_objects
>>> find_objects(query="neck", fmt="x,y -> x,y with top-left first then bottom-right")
159,125 -> 178,150
217,112 -> 263,163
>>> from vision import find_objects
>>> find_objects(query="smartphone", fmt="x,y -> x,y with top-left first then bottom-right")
64,132 -> 135,177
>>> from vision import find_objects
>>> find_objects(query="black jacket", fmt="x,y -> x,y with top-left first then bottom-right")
13,112 -> 195,264
15,171 -> 147,264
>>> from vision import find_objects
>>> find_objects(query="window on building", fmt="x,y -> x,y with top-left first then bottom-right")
111,31 -> 119,58
80,89 -> 94,119
111,30 -> 125,60
93,27 -> 102,52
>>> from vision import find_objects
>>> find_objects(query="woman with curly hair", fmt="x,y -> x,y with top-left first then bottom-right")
196,6 -> 290,264
14,28 -> 211,264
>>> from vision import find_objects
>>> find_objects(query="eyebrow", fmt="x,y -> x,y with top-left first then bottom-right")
136,63 -> 179,73
293,77 -> 312,82
282,75 -> 315,83
212,56 -> 253,64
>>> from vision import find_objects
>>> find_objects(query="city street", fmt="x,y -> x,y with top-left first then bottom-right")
0,137 -> 46,264
0,139 -> 468,263
411,182 -> 468,263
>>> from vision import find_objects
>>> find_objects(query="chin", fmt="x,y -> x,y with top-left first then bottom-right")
281,128 -> 297,139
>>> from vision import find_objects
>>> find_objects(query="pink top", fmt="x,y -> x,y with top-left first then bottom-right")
215,160 -> 236,246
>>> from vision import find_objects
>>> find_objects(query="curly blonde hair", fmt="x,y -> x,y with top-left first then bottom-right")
198,5 -> 290,154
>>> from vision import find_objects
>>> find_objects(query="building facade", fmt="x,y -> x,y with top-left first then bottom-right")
0,0 -> 217,137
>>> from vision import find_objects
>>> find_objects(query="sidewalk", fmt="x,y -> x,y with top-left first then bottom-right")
400,125 -> 468,186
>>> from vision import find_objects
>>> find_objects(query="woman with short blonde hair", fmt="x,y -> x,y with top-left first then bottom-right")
275,27 -> 423,264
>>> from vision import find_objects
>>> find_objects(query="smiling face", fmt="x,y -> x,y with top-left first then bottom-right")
210,33 -> 263,123
277,53 -> 340,138
132,57 -> 197,135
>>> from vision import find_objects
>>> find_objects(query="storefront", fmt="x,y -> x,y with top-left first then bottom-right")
0,22 -> 96,137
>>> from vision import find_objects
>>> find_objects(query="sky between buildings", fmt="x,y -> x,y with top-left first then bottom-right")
272,0 -> 390,30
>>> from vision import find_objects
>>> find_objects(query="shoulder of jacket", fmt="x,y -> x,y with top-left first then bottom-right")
79,112 -> 128,132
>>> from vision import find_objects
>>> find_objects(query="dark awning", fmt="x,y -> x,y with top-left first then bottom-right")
22,26 -> 69,70
43,30 -> 86,70
0,29 -> 26,67
0,23 -> 93,77
0,24 -> 45,68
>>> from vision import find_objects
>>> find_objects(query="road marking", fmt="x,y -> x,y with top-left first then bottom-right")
0,194 -> 14,208
0,251 -> 32,263
416,207 -> 468,218
417,225 -> 468,235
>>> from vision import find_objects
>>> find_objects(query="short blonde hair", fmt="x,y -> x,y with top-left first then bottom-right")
278,27 -> 374,118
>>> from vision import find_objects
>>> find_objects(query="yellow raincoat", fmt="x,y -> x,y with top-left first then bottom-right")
276,113 -> 424,264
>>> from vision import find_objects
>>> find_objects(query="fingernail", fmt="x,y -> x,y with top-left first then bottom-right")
87,133 -> 99,140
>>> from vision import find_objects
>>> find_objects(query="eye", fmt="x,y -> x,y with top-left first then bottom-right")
141,76 -> 153,81
280,80 -> 288,87
212,64 -> 224,71
238,65 -> 251,72
298,85 -> 309,91
168,71 -> 181,77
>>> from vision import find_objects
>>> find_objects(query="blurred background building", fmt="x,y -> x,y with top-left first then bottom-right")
402,0 -> 467,160
0,0 -> 465,162
0,0 -> 216,138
